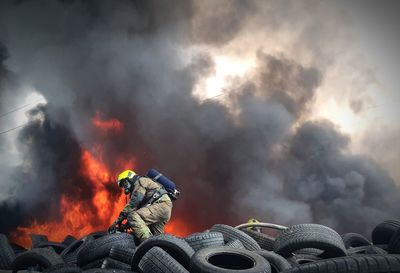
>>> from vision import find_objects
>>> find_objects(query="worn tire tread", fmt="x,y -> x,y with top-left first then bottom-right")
11,248 -> 64,273
184,232 -> 224,251
242,229 -> 276,251
0,234 -> 15,269
131,234 -> 194,271
109,245 -> 135,265
77,233 -> 135,266
282,254 -> 400,273
139,247 -> 189,273
372,219 -> 400,245
389,229 -> 400,254
210,224 -> 261,251
274,224 -> 346,258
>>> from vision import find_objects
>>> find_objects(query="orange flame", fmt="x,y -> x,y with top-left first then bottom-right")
165,218 -> 191,238
10,113 -> 191,247
10,112 -> 189,247
10,148 -> 128,247
92,111 -> 123,133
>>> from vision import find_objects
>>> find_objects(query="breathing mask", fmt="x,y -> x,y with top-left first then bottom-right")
121,179 -> 132,195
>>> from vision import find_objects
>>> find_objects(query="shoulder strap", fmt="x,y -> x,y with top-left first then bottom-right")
137,177 -> 145,188
143,176 -> 165,189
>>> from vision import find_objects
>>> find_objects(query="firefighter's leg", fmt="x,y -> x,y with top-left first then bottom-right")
131,201 -> 172,241
147,201 -> 172,235
127,211 -> 152,242
149,221 -> 167,236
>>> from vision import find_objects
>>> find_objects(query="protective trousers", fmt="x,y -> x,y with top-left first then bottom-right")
127,199 -> 172,242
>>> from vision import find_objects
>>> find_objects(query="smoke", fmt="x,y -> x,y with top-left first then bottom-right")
280,120 -> 398,232
0,0 -> 399,238
0,105 -> 89,233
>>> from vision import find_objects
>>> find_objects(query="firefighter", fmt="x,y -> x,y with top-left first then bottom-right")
108,170 -> 173,242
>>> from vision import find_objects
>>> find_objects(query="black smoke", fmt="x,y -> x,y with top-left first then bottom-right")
0,0 -> 398,238
281,120 -> 399,232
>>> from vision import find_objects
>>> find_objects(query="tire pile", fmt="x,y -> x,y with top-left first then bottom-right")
1,219 -> 400,273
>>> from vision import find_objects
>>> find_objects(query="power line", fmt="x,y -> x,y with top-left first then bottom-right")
357,100 -> 400,115
0,98 -> 45,119
206,93 -> 225,100
0,98 -> 45,136
0,123 -> 27,136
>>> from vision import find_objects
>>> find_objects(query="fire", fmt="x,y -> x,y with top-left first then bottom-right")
81,148 -> 111,183
10,112 -> 191,247
165,218 -> 191,238
10,148 -> 127,247
92,111 -> 124,133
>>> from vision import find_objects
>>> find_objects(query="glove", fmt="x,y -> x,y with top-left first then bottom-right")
109,211 -> 129,233
117,211 -> 127,222
108,222 -> 117,234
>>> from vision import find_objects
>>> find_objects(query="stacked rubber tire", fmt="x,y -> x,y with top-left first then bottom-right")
1,219 -> 400,272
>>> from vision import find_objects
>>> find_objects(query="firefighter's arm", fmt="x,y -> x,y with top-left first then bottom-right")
117,196 -> 140,222
110,204 -> 132,232
120,179 -> 146,215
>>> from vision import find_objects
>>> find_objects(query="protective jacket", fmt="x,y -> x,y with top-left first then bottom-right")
120,176 -> 170,215
117,176 -> 172,241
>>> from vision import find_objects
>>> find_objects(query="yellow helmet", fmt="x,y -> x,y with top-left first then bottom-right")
117,170 -> 136,187
247,218 -> 260,224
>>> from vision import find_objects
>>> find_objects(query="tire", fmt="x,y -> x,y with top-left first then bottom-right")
255,250 -> 291,273
281,254 -> 400,273
87,231 -> 108,240
210,224 -> 261,251
389,229 -> 400,254
372,219 -> 400,245
138,247 -> 189,273
61,236 -> 93,265
37,242 -> 67,254
190,246 -> 271,273
63,255 -> 77,265
44,264 -> 82,273
109,245 -> 135,264
225,239 -> 245,249
77,233 -> 135,266
10,243 -> 27,255
11,248 -> 64,273
341,233 -> 371,249
293,248 -> 323,256
31,234 -> 49,248
274,224 -> 347,258
81,259 -> 104,270
131,234 -> 194,272
347,245 -> 387,255
0,234 -> 15,269
83,269 -> 134,273
374,244 -> 389,251
62,236 -> 77,247
287,253 -> 321,266
242,229 -> 276,251
101,258 -> 131,271
185,232 -> 224,251
61,237 -> 92,257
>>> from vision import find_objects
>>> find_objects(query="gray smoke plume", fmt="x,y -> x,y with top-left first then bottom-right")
0,0 -> 398,238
